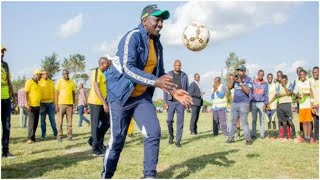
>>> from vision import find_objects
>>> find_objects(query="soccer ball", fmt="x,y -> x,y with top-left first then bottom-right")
182,22 -> 210,51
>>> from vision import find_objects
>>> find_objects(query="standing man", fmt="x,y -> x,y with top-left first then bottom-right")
87,57 -> 111,156
251,70 -> 268,139
227,65 -> 253,145
77,83 -> 90,127
102,4 -> 192,178
25,70 -> 42,143
164,60 -> 189,147
55,69 -> 76,142
211,77 -> 228,137
310,66 -> 319,144
189,73 -> 203,136
293,67 -> 305,142
265,73 -> 278,138
293,70 -> 313,143
39,70 -> 57,139
18,87 -> 28,128
229,74 -> 241,138
1,45 -> 17,158
276,75 -> 296,141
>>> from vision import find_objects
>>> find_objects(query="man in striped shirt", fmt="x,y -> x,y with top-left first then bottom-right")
18,87 -> 28,128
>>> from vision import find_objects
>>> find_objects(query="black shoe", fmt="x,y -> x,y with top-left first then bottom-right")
100,145 -> 107,152
169,136 -> 174,144
3,152 -> 15,158
226,138 -> 235,143
175,142 -> 182,148
87,138 -> 92,147
246,140 -> 253,145
93,150 -> 104,157
251,136 -> 257,139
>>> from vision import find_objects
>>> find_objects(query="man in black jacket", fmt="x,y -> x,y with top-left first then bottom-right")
164,60 -> 189,148
189,73 -> 204,135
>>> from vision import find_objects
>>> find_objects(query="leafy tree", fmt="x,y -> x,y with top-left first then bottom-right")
203,100 -> 212,107
224,52 -> 247,105
224,52 -> 247,85
11,75 -> 26,92
306,69 -> 312,78
153,98 -> 164,107
40,52 -> 60,80
61,54 -> 89,84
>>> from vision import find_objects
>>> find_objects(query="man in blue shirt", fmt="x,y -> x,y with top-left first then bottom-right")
227,65 -> 253,145
251,70 -> 268,139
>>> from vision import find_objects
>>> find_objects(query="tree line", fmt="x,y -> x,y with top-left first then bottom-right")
12,53 -> 89,92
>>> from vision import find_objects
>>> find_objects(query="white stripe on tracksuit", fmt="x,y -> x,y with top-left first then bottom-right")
123,29 -> 156,86
102,102 -> 113,178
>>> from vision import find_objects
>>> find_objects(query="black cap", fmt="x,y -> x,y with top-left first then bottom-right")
141,4 -> 170,20
236,65 -> 246,71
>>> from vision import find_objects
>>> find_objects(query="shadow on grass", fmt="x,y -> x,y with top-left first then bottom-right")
157,149 -> 239,179
1,149 -> 98,179
246,153 -> 260,158
180,130 -> 218,146
125,132 -> 170,146
10,131 -> 91,144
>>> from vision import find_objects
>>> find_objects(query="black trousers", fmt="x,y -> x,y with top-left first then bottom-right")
1,98 -> 11,154
190,105 -> 201,134
89,104 -> 110,153
28,106 -> 40,141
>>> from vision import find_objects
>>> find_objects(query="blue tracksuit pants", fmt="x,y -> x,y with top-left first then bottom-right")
102,93 -> 161,178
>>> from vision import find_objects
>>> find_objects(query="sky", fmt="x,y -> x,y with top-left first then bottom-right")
1,1 -> 319,101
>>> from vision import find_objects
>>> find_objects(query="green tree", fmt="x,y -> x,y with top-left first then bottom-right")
224,52 -> 247,105
306,69 -> 312,78
40,52 -> 60,80
61,54 -> 89,84
224,52 -> 247,85
11,75 -> 26,92
153,98 -> 164,108
203,100 -> 212,107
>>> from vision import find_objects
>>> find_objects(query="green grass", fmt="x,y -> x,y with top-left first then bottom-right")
1,112 -> 319,179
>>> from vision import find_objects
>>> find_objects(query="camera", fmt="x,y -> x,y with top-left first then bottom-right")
234,75 -> 239,80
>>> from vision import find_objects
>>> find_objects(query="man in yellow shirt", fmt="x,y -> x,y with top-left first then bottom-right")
87,57 -> 111,156
1,45 -> 16,158
39,70 -> 57,139
25,69 -> 43,144
55,69 -> 76,142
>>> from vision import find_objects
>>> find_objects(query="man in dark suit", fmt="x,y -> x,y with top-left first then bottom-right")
164,60 -> 189,148
189,73 -> 204,135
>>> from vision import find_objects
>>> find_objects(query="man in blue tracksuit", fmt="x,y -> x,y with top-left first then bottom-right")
101,4 -> 193,179
164,60 -> 189,148
251,70 -> 269,139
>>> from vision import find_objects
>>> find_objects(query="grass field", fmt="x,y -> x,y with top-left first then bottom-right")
1,112 -> 319,179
